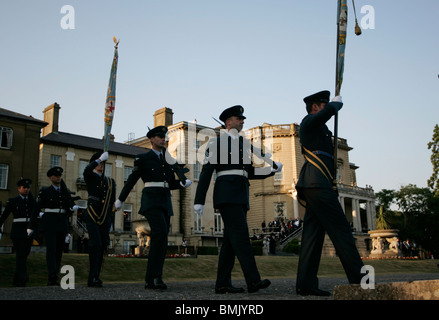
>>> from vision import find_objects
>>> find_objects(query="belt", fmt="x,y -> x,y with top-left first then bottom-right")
216,169 -> 248,178
88,196 -> 101,201
13,218 -> 29,223
144,182 -> 169,188
43,208 -> 66,214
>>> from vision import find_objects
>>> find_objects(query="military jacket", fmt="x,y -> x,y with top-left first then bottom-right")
30,182 -> 75,233
296,101 -> 342,191
194,133 -> 274,209
83,160 -> 116,225
0,194 -> 36,239
118,149 -> 183,216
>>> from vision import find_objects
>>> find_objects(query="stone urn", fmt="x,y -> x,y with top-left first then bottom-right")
368,229 -> 401,258
135,224 -> 151,256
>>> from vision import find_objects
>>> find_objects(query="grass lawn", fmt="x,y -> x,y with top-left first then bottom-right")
1,253 -> 438,287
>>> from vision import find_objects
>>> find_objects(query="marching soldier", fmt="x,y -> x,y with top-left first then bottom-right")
114,126 -> 192,289
194,105 -> 283,293
29,167 -> 78,286
295,90 -> 364,296
0,178 -> 35,286
83,151 -> 116,287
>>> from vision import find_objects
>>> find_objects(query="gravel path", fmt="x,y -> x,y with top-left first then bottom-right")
1,273 -> 438,300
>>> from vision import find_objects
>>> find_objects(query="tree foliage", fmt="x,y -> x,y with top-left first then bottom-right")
427,124 -> 439,197
375,184 -> 439,256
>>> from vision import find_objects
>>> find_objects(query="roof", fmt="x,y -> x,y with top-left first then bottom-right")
41,131 -> 148,157
0,107 -> 48,127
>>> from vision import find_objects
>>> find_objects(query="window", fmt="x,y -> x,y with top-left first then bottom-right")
124,166 -> 133,182
50,154 -> 61,168
193,140 -> 201,180
0,164 -> 8,189
0,127 -> 13,149
214,211 -> 223,233
194,211 -> 202,233
123,203 -> 132,232
104,163 -> 112,178
78,160 -> 88,182
123,241 -> 135,254
193,162 -> 200,180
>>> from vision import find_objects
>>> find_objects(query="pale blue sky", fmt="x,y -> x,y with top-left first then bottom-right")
1,0 -> 438,193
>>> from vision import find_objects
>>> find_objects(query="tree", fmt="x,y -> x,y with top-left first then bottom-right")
427,124 -> 439,197
376,185 -> 439,256
375,189 -> 396,211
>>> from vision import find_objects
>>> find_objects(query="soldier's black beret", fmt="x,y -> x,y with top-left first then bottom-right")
90,152 -> 102,163
147,126 -> 168,139
219,105 -> 246,122
47,166 -> 63,177
303,90 -> 330,104
17,178 -> 32,188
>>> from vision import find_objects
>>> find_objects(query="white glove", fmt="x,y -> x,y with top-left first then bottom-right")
99,152 -> 109,162
194,204 -> 204,216
180,179 -> 193,188
271,162 -> 283,173
27,229 -> 34,237
71,205 -> 79,212
39,212 -> 44,218
115,199 -> 124,211
332,95 -> 342,103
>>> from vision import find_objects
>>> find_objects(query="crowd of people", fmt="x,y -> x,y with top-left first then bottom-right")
262,217 -> 303,241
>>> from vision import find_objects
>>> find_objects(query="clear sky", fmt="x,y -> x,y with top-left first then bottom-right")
1,0 -> 438,193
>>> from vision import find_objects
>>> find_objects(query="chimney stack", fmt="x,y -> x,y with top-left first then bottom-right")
42,103 -> 60,136
153,107 -> 173,127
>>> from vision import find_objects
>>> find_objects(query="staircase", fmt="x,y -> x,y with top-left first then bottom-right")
278,226 -> 303,251
72,219 -> 89,239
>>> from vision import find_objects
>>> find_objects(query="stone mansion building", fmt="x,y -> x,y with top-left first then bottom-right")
0,104 -> 375,256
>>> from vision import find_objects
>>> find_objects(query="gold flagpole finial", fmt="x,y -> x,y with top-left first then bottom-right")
113,36 -> 120,47
354,19 -> 362,36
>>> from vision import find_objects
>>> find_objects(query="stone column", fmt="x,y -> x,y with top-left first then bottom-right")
352,198 -> 361,232
292,183 -> 300,219
339,196 -> 345,214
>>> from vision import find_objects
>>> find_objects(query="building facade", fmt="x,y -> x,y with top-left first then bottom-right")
37,103 -> 148,253
129,108 -> 376,256
1,104 -> 376,257
0,108 -> 47,247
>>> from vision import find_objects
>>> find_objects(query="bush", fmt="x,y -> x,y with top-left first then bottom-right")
283,238 -> 300,254
197,246 -> 219,255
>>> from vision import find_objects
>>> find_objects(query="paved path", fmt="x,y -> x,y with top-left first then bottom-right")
1,273 -> 438,300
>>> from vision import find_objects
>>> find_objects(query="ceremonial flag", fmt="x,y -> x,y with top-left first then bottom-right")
104,37 -> 119,152
335,0 -> 347,96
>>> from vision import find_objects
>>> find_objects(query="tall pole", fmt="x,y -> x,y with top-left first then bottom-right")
334,0 -> 347,187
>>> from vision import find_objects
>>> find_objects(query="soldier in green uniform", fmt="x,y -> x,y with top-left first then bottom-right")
194,105 -> 283,294
29,167 -> 78,286
295,91 -> 364,296
115,126 -> 192,289
83,151 -> 116,287
0,178 -> 35,286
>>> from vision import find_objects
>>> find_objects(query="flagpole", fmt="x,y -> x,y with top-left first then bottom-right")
333,0 -> 341,187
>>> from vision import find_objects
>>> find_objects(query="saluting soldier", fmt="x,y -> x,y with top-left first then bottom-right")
295,91 -> 364,296
114,126 -> 192,289
194,105 -> 283,294
0,178 -> 35,286
29,167 -> 78,286
83,151 -> 116,287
